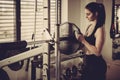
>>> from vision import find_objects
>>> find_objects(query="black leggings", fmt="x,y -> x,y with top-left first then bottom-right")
81,55 -> 107,80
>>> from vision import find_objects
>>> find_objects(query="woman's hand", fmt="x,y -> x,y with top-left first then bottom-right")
74,31 -> 85,43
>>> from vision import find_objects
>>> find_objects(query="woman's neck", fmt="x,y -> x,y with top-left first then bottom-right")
85,20 -> 97,36
90,19 -> 97,26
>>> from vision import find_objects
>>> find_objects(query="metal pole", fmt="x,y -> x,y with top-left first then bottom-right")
33,0 -> 37,47
55,0 -> 61,80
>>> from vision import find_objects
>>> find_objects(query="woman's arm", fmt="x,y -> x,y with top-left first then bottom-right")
75,27 -> 104,56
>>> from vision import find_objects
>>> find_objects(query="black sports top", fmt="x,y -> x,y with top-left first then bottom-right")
84,25 -> 98,46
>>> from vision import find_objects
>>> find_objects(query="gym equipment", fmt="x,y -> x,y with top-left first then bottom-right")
0,23 -> 84,80
0,40 -> 27,51
62,64 -> 82,80
51,50 -> 84,64
72,65 -> 78,77
59,22 -> 83,55
0,41 -> 28,71
0,28 -> 53,80
31,55 -> 43,80
8,60 -> 24,71
0,68 -> 10,80
65,68 -> 71,78
0,42 -> 50,80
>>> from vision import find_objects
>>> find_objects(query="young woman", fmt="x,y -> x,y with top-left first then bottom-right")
75,2 -> 107,80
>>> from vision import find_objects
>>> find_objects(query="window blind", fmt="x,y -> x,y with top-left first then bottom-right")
50,0 -> 61,36
21,0 -> 58,44
21,0 -> 44,42
50,0 -> 56,35
0,0 -> 16,42
0,0 -> 60,44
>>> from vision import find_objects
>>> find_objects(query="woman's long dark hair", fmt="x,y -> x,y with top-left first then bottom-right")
85,2 -> 106,27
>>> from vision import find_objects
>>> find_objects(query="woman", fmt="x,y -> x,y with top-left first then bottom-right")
75,2 -> 107,80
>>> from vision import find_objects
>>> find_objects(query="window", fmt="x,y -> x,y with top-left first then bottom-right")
0,0 -> 61,44
21,0 -> 60,45
21,0 -> 44,43
0,0 -> 16,42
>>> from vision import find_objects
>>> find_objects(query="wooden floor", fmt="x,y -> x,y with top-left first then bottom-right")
106,60 -> 120,80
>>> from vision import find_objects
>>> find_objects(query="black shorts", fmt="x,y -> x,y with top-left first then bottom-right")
81,55 -> 107,80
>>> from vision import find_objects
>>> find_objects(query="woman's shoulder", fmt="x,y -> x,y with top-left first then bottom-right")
95,25 -> 105,37
96,25 -> 105,33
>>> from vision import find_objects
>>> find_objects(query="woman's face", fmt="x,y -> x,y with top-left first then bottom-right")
85,8 -> 97,21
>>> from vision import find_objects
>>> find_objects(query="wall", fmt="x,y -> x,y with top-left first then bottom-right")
102,0 -> 113,62
61,0 -> 68,23
68,0 -> 81,26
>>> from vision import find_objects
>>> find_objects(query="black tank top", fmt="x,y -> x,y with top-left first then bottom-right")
84,25 -> 98,45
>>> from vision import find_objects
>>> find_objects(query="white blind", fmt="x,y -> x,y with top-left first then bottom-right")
21,0 -> 44,42
21,0 -> 58,43
0,0 -> 16,42
50,0 -> 61,35
0,0 -> 59,43
50,0 -> 56,35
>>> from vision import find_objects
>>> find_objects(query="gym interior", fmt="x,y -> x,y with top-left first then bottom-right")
0,0 -> 120,80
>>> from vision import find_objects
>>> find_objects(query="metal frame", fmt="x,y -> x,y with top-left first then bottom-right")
0,28 -> 53,80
